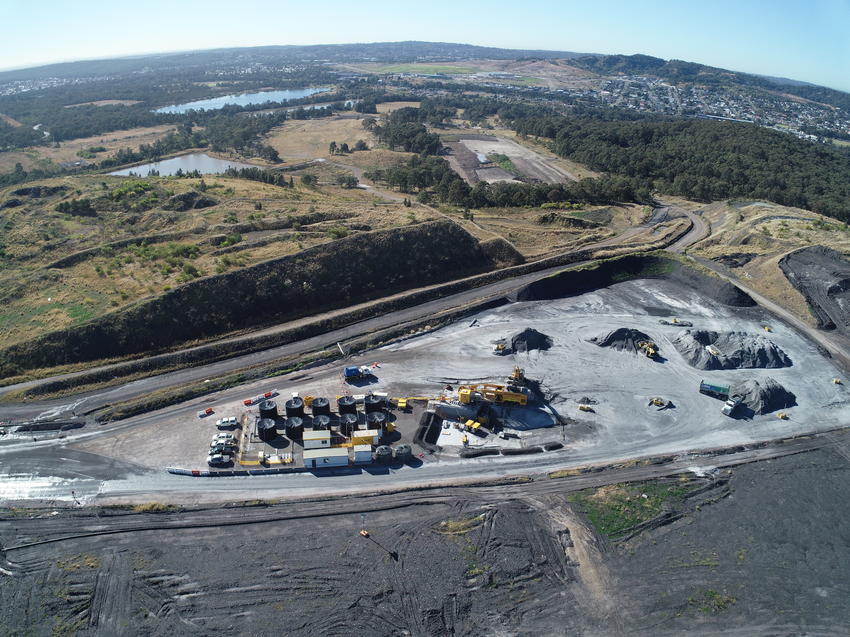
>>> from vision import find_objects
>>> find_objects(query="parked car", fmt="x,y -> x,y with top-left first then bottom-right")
215,417 -> 238,428
207,453 -> 231,466
211,432 -> 236,444
210,443 -> 237,454
197,407 -> 214,418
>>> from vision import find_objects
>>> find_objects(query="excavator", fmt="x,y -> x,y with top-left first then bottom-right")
638,340 -> 659,359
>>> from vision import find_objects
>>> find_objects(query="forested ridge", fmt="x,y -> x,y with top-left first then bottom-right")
509,114 -> 850,219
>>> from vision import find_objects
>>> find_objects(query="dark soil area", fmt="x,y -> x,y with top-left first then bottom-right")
515,254 -> 755,308
672,329 -> 792,370
779,246 -> 850,332
609,445 -> 850,634
587,327 -> 652,354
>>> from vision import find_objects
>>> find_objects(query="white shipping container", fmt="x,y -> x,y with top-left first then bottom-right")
353,444 -> 373,464
303,448 -> 349,468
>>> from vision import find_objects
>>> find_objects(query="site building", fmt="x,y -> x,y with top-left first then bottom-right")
351,429 -> 380,445
303,429 -> 332,449
303,447 -> 349,468
352,444 -> 373,464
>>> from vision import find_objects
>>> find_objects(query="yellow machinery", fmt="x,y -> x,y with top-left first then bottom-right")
510,366 -> 525,382
763,325 -> 773,332
459,384 -> 528,406
777,412 -> 789,420
648,397 -> 669,408
303,395 -> 315,407
578,404 -> 595,413
638,341 -> 658,359
833,378 -> 842,385
493,343 -> 507,355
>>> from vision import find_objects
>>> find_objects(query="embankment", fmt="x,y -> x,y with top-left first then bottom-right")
0,220 -> 501,374
513,252 -> 756,307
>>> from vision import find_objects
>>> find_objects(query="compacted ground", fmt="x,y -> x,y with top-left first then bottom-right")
1,441 -> 848,636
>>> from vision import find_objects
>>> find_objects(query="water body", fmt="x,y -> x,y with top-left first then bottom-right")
155,87 -> 329,113
109,152 -> 257,176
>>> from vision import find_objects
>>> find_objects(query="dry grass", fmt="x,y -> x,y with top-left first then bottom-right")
265,116 -> 373,161
434,515 -> 485,535
0,124 -> 177,172
0,172 -> 433,348
57,553 -> 101,571
692,200 -> 850,326
0,112 -> 23,127
376,101 -> 421,113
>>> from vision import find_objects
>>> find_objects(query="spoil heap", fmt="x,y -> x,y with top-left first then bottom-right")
587,328 -> 652,355
510,328 -> 553,353
733,378 -> 796,414
672,330 -> 791,370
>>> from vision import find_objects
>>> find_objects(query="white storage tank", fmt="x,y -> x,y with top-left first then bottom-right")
303,448 -> 349,468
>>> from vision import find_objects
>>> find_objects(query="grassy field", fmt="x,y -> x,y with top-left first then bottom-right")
63,100 -> 142,108
265,116 -> 372,161
376,101 -> 421,114
0,124 -> 178,172
0,172 -> 434,349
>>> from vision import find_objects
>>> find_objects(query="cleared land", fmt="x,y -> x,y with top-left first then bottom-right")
265,116 -> 373,162
63,99 -> 142,108
375,100 -> 421,113
0,124 -> 177,172
444,134 -> 577,184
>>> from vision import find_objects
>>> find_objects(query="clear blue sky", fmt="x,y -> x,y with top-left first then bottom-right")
4,0 -> 849,91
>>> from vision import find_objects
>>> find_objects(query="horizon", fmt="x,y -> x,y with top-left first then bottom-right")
3,0 -> 849,93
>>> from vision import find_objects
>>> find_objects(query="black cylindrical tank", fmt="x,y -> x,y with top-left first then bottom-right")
259,400 -> 278,419
337,395 -> 357,415
364,394 -> 384,413
394,444 -> 413,462
285,397 -> 304,418
311,397 -> 331,416
374,445 -> 392,463
312,414 -> 330,430
285,416 -> 304,441
366,410 -> 387,432
339,413 -> 358,436
257,418 -> 277,442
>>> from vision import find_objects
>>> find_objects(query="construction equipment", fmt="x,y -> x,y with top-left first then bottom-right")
705,345 -> 722,357
458,383 -> 528,406
492,341 -> 508,355
648,397 -> 671,410
578,404 -> 595,413
777,412 -> 789,420
343,365 -> 375,382
510,366 -> 525,383
833,378 -> 843,385
763,325 -> 773,332
638,340 -> 659,359
722,394 -> 744,417
699,380 -> 731,399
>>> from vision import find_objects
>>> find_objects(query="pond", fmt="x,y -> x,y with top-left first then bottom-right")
109,153 -> 258,176
154,87 -> 329,113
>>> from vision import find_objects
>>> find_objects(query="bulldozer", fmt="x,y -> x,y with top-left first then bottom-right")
638,340 -> 659,359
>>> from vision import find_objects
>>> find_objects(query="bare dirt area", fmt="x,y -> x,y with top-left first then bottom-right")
375,100 -> 421,113
0,125 -> 177,172
0,112 -> 23,127
444,135 -> 575,184
63,100 -> 142,108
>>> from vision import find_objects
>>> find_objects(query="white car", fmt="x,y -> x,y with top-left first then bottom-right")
215,417 -> 238,428
211,433 -> 236,444
207,453 -> 231,466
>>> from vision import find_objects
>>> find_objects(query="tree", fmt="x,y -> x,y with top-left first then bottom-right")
339,142 -> 350,153
354,139 -> 368,151
362,117 -> 377,131
329,141 -> 337,155
301,174 -> 317,186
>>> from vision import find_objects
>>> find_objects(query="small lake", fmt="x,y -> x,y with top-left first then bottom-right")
109,153 -> 257,176
155,87 -> 329,113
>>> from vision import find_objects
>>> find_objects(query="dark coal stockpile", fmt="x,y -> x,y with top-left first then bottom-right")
672,330 -> 792,370
779,246 -> 850,333
587,327 -> 652,354
510,328 -> 553,353
732,377 -> 796,414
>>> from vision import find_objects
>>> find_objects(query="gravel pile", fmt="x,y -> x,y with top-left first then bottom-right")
733,377 -> 796,414
672,330 -> 792,370
587,328 -> 652,354
510,328 -> 553,353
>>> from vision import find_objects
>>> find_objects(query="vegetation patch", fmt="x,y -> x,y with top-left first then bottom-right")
568,478 -> 691,538
56,553 -> 101,571
687,589 -> 737,614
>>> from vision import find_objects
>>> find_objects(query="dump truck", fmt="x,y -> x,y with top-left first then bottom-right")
343,366 -> 374,382
699,380 -> 730,399
721,394 -> 744,417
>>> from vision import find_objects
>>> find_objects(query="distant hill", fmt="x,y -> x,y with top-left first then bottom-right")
571,53 -> 850,111
0,41 -> 591,83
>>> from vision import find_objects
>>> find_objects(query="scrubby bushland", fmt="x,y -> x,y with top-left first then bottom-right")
0,220 -> 503,373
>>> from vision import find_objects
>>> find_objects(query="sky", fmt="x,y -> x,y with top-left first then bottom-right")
3,0 -> 850,91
